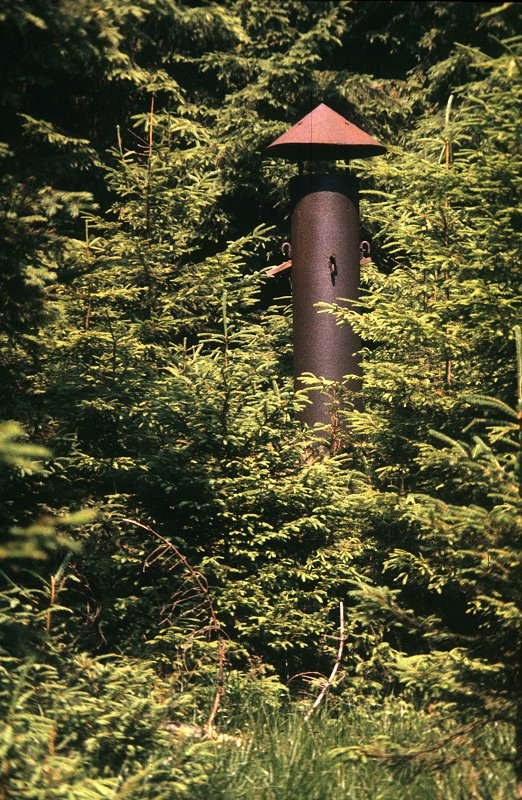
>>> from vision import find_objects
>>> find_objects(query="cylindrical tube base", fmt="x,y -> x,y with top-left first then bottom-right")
290,173 -> 361,428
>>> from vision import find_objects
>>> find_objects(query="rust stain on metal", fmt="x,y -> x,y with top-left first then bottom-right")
267,103 -> 386,161
266,259 -> 292,277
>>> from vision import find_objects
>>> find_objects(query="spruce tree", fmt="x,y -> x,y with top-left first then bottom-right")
328,27 -> 522,786
1,1 -> 521,795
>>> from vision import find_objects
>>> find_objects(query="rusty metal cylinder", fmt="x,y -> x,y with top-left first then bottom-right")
290,173 -> 361,427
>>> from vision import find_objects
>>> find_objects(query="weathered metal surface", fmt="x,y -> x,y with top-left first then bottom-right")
290,173 -> 361,427
267,103 -> 386,162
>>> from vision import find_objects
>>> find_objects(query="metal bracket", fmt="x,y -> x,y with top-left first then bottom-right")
266,241 -> 293,277
360,240 -> 371,265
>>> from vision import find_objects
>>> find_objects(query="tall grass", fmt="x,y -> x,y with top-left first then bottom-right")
3,659 -> 514,799
194,700 -> 514,800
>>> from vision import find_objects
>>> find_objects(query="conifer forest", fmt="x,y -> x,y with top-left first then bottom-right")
1,1 -> 522,797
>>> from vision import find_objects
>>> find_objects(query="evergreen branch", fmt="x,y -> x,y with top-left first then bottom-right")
429,430 -> 469,456
461,394 -> 518,420
346,717 -> 487,771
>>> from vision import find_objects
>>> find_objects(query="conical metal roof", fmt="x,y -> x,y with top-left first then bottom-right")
266,102 -> 386,161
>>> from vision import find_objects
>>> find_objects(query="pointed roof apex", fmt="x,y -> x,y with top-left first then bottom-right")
266,102 -> 386,161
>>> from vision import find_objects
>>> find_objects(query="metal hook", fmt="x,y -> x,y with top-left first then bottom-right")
359,240 -> 371,265
281,241 -> 291,259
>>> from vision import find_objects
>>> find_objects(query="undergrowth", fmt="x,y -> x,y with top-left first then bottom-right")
1,660 -> 514,800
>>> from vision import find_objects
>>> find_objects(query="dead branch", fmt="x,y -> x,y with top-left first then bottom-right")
304,601 -> 345,722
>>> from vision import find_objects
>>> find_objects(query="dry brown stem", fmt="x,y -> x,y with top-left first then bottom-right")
304,601 -> 345,722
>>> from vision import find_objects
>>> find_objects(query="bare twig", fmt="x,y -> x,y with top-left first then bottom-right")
304,601 -> 345,722
84,220 -> 92,332
443,94 -> 453,387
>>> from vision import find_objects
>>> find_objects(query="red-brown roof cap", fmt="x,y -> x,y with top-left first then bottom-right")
266,102 -> 386,161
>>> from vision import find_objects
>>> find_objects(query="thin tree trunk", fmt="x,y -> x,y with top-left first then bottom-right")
443,95 -> 453,387
516,649 -> 522,797
514,325 -> 522,798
